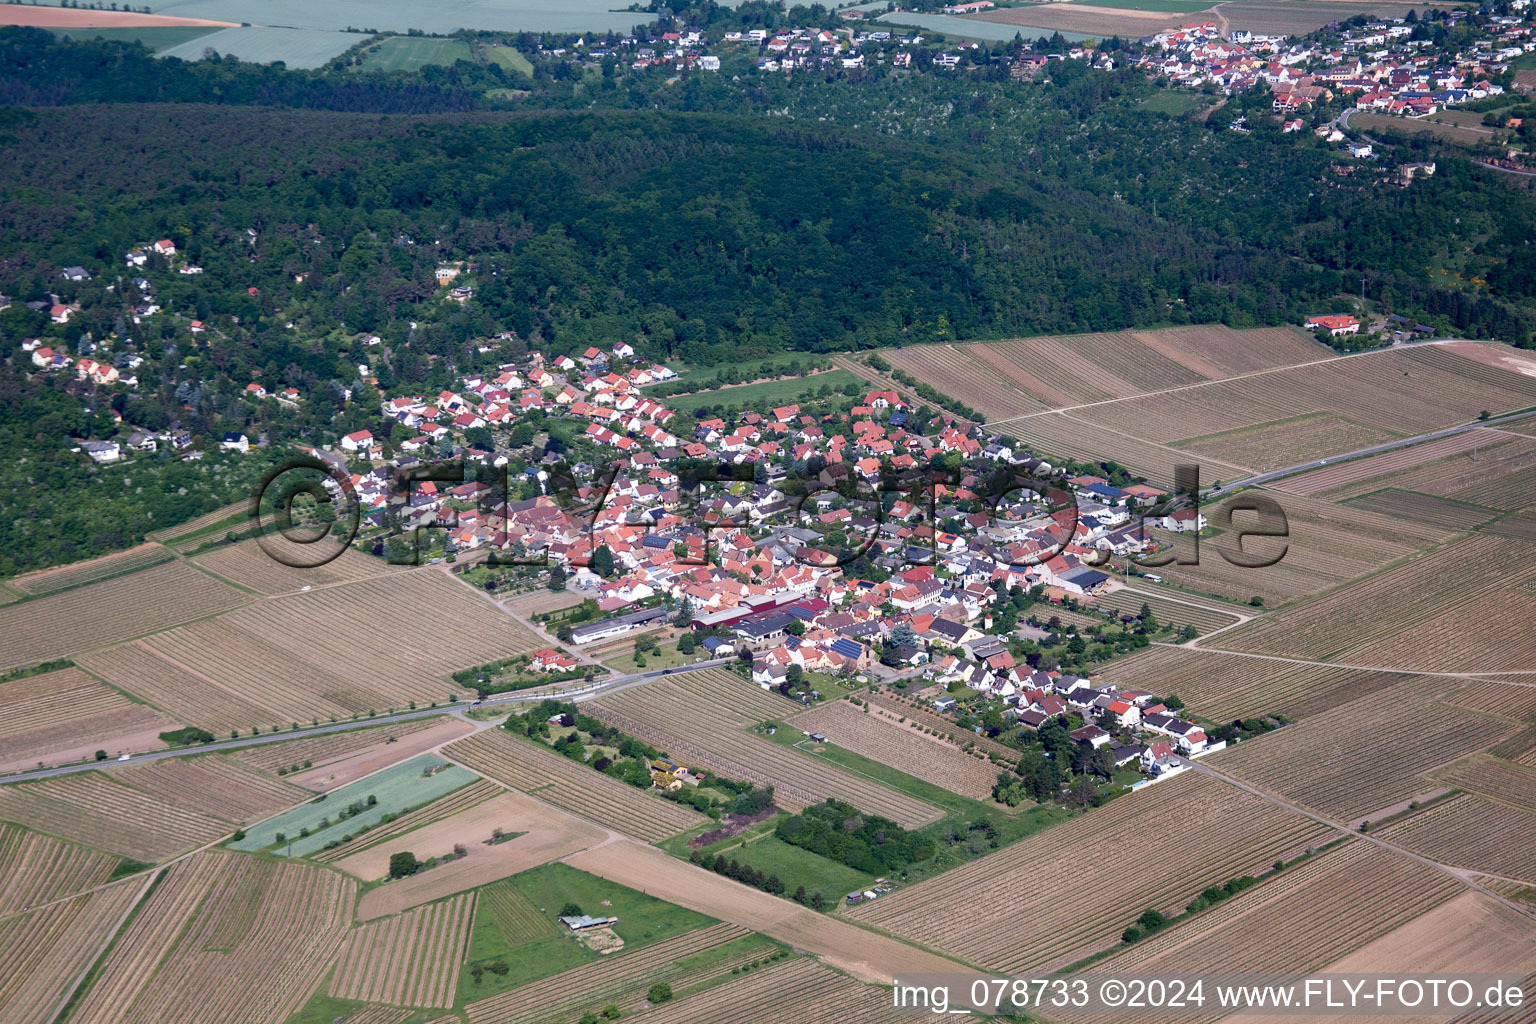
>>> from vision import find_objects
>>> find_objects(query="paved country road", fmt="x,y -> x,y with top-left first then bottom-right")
1203,404 -> 1532,500
0,657 -> 734,785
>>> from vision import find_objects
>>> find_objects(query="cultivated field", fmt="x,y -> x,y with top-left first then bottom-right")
77,642 -> 281,736
1212,680 -> 1512,821
0,824 -> 121,916
194,537 -> 393,595
785,699 -> 1000,800
1216,534 -> 1536,666
313,778 -> 501,862
481,879 -> 557,945
504,589 -> 586,616
1444,681 -> 1536,722
68,851 -> 354,1024
8,543 -> 172,596
134,571 -> 538,724
1273,427 -> 1500,496
1155,489 -> 1453,606
230,753 -> 476,857
158,26 -> 358,68
230,715 -> 454,774
442,729 -> 703,842
1378,794 -> 1536,883
1090,588 -> 1241,634
883,326 -> 1326,425
1310,890 -> 1536,995
1347,488 -> 1497,531
967,4 -> 1204,41
0,665 -> 179,773
463,922 -> 751,1024
352,789 -> 609,920
0,882 -> 142,1024
1005,411 -> 1250,486
590,670 -> 945,827
0,560 -> 249,672
354,35 -> 475,72
1052,842 -> 1463,1024
146,500 -> 250,542
1175,413 -> 1396,475
1107,646 -> 1415,722
615,956 -> 894,1024
1221,0 -> 1470,35
867,691 -> 1021,760
0,7 -> 235,26
1435,756 -> 1536,813
847,772 -> 1331,972
1083,343 -> 1536,455
116,755 -> 310,825
330,893 -> 475,1008
0,771 -> 230,862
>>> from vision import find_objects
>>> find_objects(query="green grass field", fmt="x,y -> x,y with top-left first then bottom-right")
483,43 -> 533,77
51,26 -> 221,51
460,862 -> 713,1000
709,834 -> 877,901
667,369 -> 862,413
357,36 -> 475,73
1141,91 -> 1205,116
601,639 -> 704,674
1510,51 -> 1536,71
228,753 -> 476,856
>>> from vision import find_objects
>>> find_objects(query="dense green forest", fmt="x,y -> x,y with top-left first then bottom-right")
3,25 -> 1536,573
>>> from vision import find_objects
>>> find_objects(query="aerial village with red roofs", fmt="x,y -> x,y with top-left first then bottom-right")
297,333 -> 1226,788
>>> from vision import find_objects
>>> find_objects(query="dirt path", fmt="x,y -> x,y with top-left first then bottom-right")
562,838 -> 981,986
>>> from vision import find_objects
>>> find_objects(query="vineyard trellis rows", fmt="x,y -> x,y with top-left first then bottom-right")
0,560 -> 250,673
783,700 -> 999,800
117,755 -> 312,825
1049,842 -> 1464,1024
67,850 -> 355,1024
615,954 -> 895,1024
847,772 -> 1332,973
1211,681 -> 1516,820
329,893 -> 475,1008
464,922 -> 750,1024
0,771 -> 230,863
0,880 -> 142,1024
480,880 -> 557,946
9,543 -> 173,596
590,682 -> 944,827
1377,794 -> 1536,883
443,730 -> 705,842
0,824 -> 121,916
233,716 -> 450,774
1107,646 -> 1415,723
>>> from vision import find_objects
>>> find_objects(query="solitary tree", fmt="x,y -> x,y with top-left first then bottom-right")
648,983 -> 673,1005
388,851 -> 420,878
